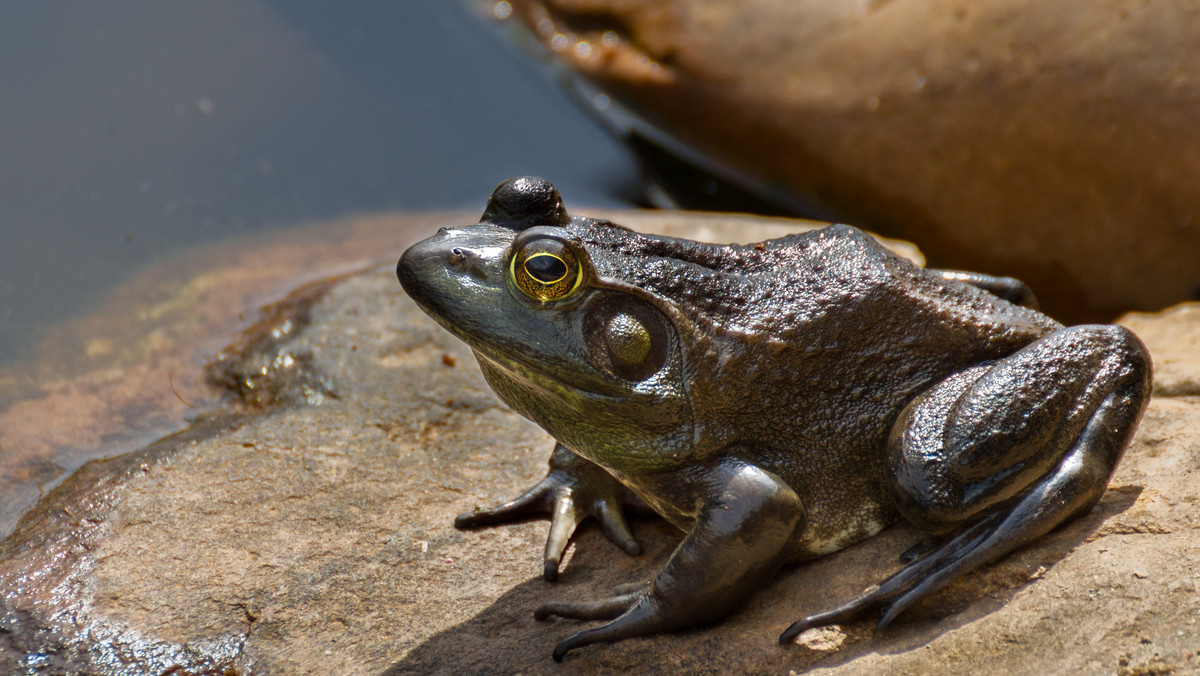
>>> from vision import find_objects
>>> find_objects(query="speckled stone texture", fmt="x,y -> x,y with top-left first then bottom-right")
0,211 -> 1197,675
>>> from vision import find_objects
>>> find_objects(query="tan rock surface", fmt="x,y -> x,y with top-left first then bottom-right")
498,0 -> 1200,322
1,212 -> 1197,674
0,211 -> 467,537
1121,303 -> 1200,397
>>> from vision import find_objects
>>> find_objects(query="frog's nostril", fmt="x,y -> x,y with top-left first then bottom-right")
448,247 -> 467,265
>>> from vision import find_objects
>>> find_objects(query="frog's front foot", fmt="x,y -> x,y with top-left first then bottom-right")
781,325 -> 1151,643
455,442 -> 641,580
536,461 -> 803,661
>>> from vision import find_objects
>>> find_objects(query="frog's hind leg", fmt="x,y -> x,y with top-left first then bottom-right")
781,324 -> 1150,642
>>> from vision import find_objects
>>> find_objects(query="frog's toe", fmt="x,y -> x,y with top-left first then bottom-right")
543,481 -> 643,580
595,500 -> 642,556
454,442 -> 643,580
778,583 -> 883,643
550,623 -> 628,663
454,484 -> 550,529
542,495 -> 588,581
534,590 -> 640,622
780,512 -> 1003,643
542,596 -> 667,662
452,472 -> 588,581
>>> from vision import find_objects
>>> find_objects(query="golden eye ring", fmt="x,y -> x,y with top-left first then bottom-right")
510,239 -> 582,302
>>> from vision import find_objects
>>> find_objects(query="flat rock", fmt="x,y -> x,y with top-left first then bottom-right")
498,0 -> 1200,322
1,211 -> 1198,675
0,211 -> 470,538
1120,303 -> 1200,397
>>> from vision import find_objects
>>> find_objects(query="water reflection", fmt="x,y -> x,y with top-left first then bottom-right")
0,0 -> 637,367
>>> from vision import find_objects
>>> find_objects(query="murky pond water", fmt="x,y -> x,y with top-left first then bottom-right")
0,0 -> 637,535
0,0 -> 636,369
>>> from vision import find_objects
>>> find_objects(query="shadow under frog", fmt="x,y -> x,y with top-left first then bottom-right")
395,177 -> 1152,662
386,484 -> 1140,674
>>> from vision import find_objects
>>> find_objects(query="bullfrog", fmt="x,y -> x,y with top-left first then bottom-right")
396,177 -> 1152,661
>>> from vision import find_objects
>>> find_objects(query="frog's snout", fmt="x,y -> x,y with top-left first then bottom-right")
395,241 -> 426,299
397,232 -> 499,315
396,236 -> 456,304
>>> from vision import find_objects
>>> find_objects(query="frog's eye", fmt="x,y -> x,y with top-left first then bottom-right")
511,238 -> 582,302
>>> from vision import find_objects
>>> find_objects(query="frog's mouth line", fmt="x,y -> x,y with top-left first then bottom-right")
407,295 -> 629,402
472,347 -> 633,403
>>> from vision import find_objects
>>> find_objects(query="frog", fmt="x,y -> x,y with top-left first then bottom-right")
396,176 -> 1152,662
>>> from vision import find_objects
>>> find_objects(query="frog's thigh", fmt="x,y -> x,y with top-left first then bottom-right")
889,325 -> 1151,532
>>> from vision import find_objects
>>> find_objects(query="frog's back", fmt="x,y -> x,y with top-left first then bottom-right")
574,221 -> 1063,557
726,224 -> 1058,343
576,220 -> 1057,347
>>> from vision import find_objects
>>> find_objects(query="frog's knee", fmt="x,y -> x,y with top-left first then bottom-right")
1060,324 -> 1152,455
1082,324 -> 1151,382
1047,324 -> 1152,415
1053,323 -> 1149,369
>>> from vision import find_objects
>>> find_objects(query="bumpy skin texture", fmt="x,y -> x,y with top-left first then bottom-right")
396,177 -> 1152,661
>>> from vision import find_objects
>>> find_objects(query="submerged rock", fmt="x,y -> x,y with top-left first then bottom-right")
1,211 -> 1197,674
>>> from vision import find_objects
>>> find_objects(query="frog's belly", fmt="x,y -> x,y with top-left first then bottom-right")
788,485 -> 899,560
755,437 -> 899,560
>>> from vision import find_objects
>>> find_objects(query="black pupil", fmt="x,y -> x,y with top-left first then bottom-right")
526,254 -> 567,283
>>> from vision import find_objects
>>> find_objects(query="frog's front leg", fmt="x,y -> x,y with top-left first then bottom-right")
455,442 -> 641,580
782,324 -> 1150,641
536,459 -> 803,661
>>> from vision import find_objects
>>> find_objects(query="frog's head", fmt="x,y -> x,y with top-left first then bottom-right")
398,177 -> 706,472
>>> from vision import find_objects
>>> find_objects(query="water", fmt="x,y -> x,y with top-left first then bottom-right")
0,0 -> 637,368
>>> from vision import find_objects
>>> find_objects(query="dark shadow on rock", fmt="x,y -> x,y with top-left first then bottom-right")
384,517 -> 737,675
384,486 -> 1142,675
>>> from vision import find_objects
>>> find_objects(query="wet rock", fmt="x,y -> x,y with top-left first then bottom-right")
1,212 -> 1198,674
496,0 -> 1200,322
0,212 -> 465,537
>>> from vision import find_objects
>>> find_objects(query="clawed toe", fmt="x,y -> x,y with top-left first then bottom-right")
534,591 -> 641,622
452,443 -> 644,581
